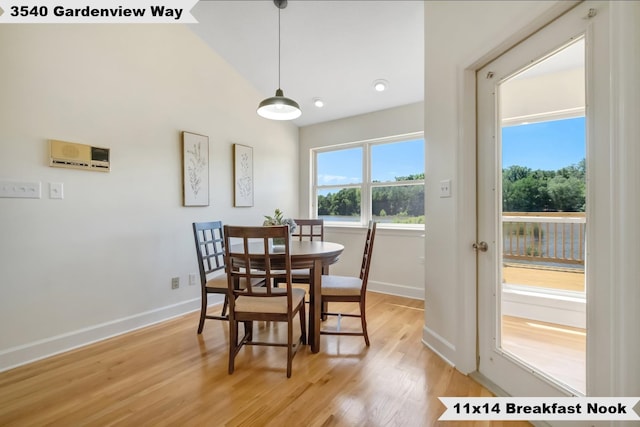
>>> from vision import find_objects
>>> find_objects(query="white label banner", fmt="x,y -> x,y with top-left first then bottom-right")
439,397 -> 640,421
0,1 -> 198,23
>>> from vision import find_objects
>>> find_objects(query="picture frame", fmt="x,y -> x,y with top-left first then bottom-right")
233,143 -> 254,207
182,131 -> 209,207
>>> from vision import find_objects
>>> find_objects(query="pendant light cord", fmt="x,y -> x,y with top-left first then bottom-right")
278,5 -> 281,90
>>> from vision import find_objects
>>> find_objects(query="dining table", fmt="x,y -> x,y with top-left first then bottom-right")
231,240 -> 344,353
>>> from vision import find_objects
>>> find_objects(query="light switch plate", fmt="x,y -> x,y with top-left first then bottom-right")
49,182 -> 64,199
0,181 -> 41,199
439,179 -> 452,198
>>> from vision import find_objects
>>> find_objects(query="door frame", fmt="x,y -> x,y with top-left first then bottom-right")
457,1 -> 613,402
453,0 -> 582,376
447,0 -> 640,413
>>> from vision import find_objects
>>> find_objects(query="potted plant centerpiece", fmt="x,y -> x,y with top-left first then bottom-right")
263,209 -> 297,251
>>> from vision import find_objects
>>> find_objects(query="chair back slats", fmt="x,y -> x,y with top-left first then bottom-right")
193,221 -> 225,282
359,221 -> 377,289
224,225 -> 293,304
292,219 -> 324,241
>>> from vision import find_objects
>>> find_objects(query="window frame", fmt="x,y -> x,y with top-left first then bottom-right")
311,132 -> 425,230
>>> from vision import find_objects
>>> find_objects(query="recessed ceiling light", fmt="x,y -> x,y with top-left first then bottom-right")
373,79 -> 389,92
313,98 -> 324,108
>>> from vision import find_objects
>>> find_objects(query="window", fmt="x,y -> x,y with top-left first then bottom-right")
313,134 -> 425,228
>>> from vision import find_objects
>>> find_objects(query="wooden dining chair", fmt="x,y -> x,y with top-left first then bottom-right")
224,225 -> 307,378
320,221 -> 377,346
192,221 -> 263,334
291,218 -> 324,242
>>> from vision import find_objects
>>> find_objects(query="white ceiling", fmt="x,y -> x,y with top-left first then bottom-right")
188,0 -> 424,127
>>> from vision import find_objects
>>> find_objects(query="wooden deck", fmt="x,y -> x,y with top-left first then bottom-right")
503,263 -> 584,292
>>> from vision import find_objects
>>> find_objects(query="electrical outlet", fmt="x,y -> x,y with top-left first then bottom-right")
439,179 -> 452,198
188,273 -> 197,286
171,277 -> 179,289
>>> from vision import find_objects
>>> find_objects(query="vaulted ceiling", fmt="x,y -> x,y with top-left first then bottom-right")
189,1 -> 424,127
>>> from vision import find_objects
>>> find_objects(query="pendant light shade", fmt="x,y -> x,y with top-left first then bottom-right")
257,0 -> 301,121
258,89 -> 301,120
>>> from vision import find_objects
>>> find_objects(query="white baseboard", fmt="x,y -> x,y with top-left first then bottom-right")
368,280 -> 424,300
422,325 -> 456,367
501,284 -> 586,328
0,297 -> 218,373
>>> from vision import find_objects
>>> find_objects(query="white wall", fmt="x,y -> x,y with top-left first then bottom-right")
424,0 -> 640,402
0,24 -> 299,371
423,0 -> 568,371
299,103 -> 425,300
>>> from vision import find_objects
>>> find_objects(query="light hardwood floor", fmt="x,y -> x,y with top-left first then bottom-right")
0,293 -> 531,427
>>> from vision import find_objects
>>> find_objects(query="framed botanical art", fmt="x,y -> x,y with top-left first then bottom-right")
233,143 -> 254,207
182,131 -> 209,207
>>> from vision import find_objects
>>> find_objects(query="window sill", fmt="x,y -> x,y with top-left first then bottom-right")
325,223 -> 425,237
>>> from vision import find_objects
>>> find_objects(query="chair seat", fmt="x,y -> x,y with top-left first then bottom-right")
321,275 -> 363,296
206,275 -> 263,290
235,287 -> 306,314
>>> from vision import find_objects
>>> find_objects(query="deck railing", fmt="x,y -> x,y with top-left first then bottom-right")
502,212 -> 586,265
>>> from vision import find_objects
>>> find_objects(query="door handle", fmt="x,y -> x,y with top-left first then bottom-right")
473,241 -> 488,252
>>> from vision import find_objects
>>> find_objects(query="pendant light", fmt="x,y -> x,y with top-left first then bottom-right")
257,0 -> 302,121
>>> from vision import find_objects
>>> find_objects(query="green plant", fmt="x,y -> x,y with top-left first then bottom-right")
263,209 -> 297,233
525,245 -> 540,257
505,223 -> 543,239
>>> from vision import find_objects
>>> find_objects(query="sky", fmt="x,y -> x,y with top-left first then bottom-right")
316,117 -> 584,187
502,117 -> 586,171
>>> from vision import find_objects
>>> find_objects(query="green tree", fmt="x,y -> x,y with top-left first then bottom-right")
503,165 -> 533,183
502,159 -> 585,212
503,175 -> 549,211
547,176 -> 585,211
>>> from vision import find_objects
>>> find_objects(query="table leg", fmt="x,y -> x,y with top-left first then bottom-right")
309,258 -> 322,353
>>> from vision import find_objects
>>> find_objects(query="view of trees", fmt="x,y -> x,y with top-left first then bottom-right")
317,160 -> 585,220
318,173 -> 425,222
503,159 -> 585,212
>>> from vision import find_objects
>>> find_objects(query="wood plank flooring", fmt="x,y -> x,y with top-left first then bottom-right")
0,293 -> 531,427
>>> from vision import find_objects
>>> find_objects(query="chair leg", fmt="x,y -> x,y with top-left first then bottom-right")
299,301 -> 307,345
244,321 -> 253,342
221,295 -> 228,317
228,319 -> 237,374
360,300 -> 370,346
197,293 -> 207,334
287,316 -> 293,378
321,300 -> 328,321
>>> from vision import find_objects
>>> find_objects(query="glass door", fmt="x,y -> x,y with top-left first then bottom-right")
477,2 -> 593,398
